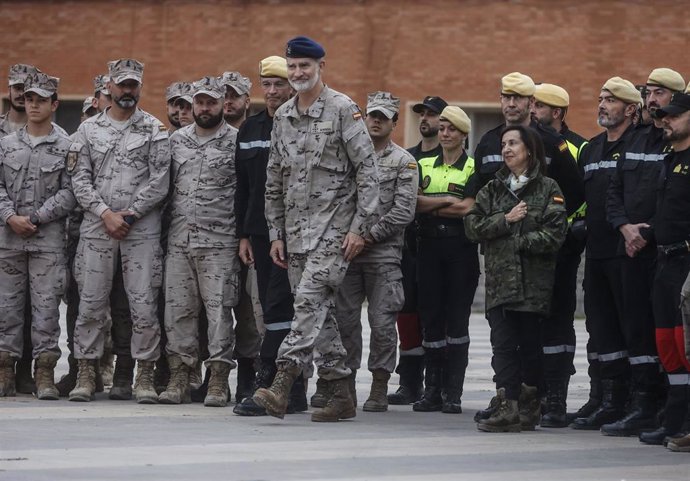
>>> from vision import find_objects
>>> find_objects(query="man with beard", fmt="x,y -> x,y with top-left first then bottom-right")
159,76 -> 240,407
604,68 -> 686,439
233,56 -> 311,416
175,85 -> 194,128
387,95 -> 447,407
253,36 -> 379,422
93,74 -> 112,112
531,83 -> 587,161
69,58 -> 171,404
473,72 -> 584,429
221,71 -> 252,129
571,78 -> 640,430
165,82 -> 185,131
0,64 -> 38,395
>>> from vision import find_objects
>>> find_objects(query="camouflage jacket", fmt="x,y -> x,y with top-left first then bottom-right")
70,108 -> 170,240
167,122 -> 239,249
265,85 -> 379,254
0,113 -> 23,139
0,125 -> 76,251
465,166 -> 567,316
356,140 -> 418,264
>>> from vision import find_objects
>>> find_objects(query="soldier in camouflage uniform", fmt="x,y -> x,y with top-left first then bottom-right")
159,76 -> 240,408
0,72 -> 76,399
93,74 -> 112,112
465,125 -> 567,432
253,36 -> 379,422
174,84 -> 194,129
335,92 -> 417,413
221,71 -> 252,130
69,58 -> 171,404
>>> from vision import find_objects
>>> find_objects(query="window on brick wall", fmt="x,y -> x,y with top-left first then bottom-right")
403,102 -> 503,154
3,96 -> 85,135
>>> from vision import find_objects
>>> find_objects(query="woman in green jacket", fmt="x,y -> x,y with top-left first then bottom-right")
465,125 -> 567,432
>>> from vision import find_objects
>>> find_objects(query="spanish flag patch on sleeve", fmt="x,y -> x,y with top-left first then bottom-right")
407,162 -> 418,170
351,104 -> 362,120
558,141 -> 568,153
553,195 -> 565,204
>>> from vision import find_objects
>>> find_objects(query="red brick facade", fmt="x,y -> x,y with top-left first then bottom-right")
3,0 -> 690,144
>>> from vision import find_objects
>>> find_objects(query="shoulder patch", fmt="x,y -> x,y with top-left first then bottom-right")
66,150 -> 78,173
552,195 -> 565,204
350,104 -> 362,121
421,175 -> 431,189
407,162 -> 418,170
558,141 -> 568,153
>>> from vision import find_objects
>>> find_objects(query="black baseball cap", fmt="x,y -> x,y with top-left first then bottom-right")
412,96 -> 448,114
653,92 -> 690,118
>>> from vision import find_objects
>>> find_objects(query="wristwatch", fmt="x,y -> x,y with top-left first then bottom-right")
29,212 -> 40,226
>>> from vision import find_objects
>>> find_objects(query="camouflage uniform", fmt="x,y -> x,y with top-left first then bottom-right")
265,85 -> 379,380
0,125 -> 76,358
336,140 -> 417,373
70,108 -> 170,361
165,121 -> 241,368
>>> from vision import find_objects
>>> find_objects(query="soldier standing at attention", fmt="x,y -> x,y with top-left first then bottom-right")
221,71 -> 252,130
159,76 -> 241,408
253,36 -> 379,422
69,58 -> 171,404
93,74 -> 112,112
335,91 -> 417,412
165,82 -> 186,131
0,72 -> 76,399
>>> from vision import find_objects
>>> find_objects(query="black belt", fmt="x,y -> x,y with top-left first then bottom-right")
418,224 -> 463,238
658,241 -> 690,259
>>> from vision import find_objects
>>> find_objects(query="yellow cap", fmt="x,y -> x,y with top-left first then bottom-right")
259,56 -> 288,79
501,72 -> 535,97
602,77 -> 642,105
440,106 -> 471,134
647,68 -> 685,92
534,83 -> 569,107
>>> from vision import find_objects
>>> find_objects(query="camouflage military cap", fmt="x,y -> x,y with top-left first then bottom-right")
165,81 -> 186,102
175,82 -> 194,104
24,71 -> 60,98
366,91 -> 400,119
220,71 -> 252,95
192,76 -> 225,99
108,58 -> 144,84
8,64 -> 38,86
93,74 -> 110,96
82,96 -> 96,113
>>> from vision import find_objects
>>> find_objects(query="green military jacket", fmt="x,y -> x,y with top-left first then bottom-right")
465,165 -> 567,316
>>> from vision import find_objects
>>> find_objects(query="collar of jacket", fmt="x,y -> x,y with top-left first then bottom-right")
284,85 -> 329,119
495,164 -> 542,194
16,124 -> 60,146
96,107 -> 144,127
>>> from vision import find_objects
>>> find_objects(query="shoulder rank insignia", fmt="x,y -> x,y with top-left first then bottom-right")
558,141 -> 568,153
552,195 -> 564,204
66,151 -> 78,173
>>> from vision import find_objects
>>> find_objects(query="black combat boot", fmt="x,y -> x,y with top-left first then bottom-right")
387,355 -> 424,405
571,378 -> 627,430
442,344 -> 468,414
566,377 -> 602,423
541,378 -> 569,428
413,349 -> 443,412
601,391 -> 658,436
639,385 -> 688,445
235,357 -> 256,403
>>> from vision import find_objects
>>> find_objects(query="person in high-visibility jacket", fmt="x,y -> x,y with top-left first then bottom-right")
413,106 -> 479,414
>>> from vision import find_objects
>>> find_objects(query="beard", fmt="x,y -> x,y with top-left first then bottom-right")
114,93 -> 139,109
167,114 -> 181,129
9,97 -> 25,113
289,70 -> 320,93
194,110 -> 224,129
597,110 -> 624,129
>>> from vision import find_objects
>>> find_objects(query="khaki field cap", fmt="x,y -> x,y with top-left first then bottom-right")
366,91 -> 400,119
24,71 -> 59,97
647,68 -> 685,92
260,56 -> 288,79
108,58 -> 144,84
82,96 -> 96,113
534,83 -> 569,108
192,76 -> 225,99
501,72 -> 536,97
221,71 -> 252,95
440,106 -> 471,134
175,82 -> 193,104
602,77 -> 642,105
165,81 -> 187,102
93,74 -> 110,95
8,64 -> 37,86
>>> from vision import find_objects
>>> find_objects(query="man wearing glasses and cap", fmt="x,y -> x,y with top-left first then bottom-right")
253,36 -> 379,422
69,58 -> 171,404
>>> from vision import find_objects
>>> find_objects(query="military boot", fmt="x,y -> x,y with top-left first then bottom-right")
312,377 -> 356,422
204,361 -> 231,407
601,391 -> 658,436
571,378 -> 627,430
99,347 -> 115,387
348,369 -> 357,407
413,349 -> 443,412
14,358 -> 35,394
310,376 -> 331,408
191,367 -> 209,403
159,355 -> 191,404
519,384 -> 541,430
154,353 -> 170,395
639,385 -> 688,445
0,352 -> 16,397
442,344 -> 468,414
363,369 -> 390,412
109,354 -> 135,400
287,373 -> 309,414
68,359 -> 97,402
541,378 -> 569,428
388,355 -> 424,405
234,358 -> 277,416
56,354 -> 78,397
235,357 -> 256,403
474,393 -> 501,422
253,364 -> 300,419
566,378 -> 602,423
667,432 -> 690,452
133,360 -> 158,404
34,353 -> 60,400
476,388 -> 521,433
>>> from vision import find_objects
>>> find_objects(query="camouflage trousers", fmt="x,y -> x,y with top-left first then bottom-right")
0,248 -> 66,358
233,264 -> 262,360
277,249 -> 351,380
73,237 -> 163,361
335,262 -> 404,373
164,244 -> 240,368
681,270 -> 690,365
